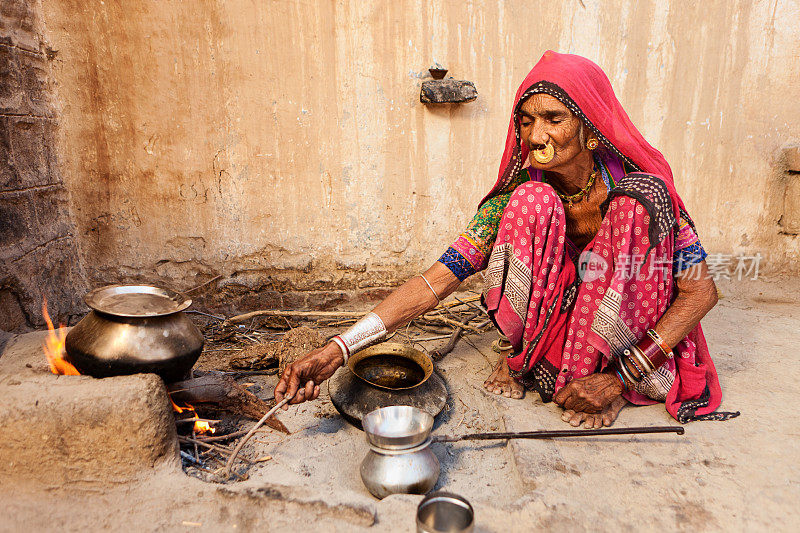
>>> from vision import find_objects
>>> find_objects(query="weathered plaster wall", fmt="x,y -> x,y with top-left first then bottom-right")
35,0 -> 800,311
0,0 -> 85,331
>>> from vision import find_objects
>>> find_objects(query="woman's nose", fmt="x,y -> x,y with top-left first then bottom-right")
527,120 -> 549,147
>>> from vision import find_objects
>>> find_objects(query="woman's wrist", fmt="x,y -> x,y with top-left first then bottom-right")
324,341 -> 347,367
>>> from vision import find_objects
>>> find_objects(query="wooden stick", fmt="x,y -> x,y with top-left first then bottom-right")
223,395 -> 293,480
179,436 -> 254,464
175,418 -> 221,425
196,428 -> 250,442
420,314 -> 483,334
431,310 -> 480,361
222,295 -> 480,326
223,310 -> 363,326
432,425 -> 685,443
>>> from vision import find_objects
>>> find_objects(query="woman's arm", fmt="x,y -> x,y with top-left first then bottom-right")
274,262 -> 461,406
554,260 -> 718,412
653,260 -> 718,347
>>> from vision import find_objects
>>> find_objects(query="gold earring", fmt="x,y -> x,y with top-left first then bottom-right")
586,137 -> 599,150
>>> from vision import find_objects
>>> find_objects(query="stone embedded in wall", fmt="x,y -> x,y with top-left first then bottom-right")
784,145 -> 800,173
420,79 -> 478,104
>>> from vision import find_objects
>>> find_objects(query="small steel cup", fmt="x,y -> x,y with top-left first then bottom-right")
416,491 -> 474,533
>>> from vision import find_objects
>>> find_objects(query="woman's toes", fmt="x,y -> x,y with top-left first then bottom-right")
562,409 -> 576,422
584,416 -> 602,429
568,411 -> 586,427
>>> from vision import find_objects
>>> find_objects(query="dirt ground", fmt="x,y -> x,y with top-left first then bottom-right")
1,277 -> 799,532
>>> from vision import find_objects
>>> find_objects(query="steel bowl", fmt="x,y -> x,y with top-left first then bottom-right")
416,491 -> 474,533
348,343 -> 433,391
362,405 -> 434,450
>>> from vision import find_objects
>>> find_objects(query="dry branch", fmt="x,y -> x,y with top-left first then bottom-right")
431,310 -> 481,361
223,310 -> 363,326
420,314 -> 484,334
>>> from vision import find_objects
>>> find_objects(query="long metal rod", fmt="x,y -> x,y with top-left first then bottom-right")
432,425 -> 684,443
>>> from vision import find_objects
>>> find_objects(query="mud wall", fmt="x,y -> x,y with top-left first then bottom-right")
0,0 -> 84,331
21,1 -> 800,313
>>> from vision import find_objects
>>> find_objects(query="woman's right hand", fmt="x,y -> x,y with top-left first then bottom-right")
274,342 -> 345,409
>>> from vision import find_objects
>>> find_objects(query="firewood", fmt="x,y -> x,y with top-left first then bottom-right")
168,375 -> 289,434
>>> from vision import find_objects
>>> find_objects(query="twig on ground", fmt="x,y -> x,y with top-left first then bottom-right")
179,436 -> 254,463
431,310 -> 480,361
197,428 -> 251,442
452,296 -> 489,318
421,314 -> 483,334
223,310 -> 363,326
223,395 -> 293,480
409,334 -> 454,342
175,418 -> 221,425
186,310 -> 226,321
191,429 -> 199,461
180,450 -> 204,466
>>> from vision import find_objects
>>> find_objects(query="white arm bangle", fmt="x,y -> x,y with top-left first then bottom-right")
331,336 -> 350,364
337,312 -> 387,358
418,274 -> 441,306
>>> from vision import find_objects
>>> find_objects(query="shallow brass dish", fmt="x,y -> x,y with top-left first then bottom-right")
348,343 -> 433,391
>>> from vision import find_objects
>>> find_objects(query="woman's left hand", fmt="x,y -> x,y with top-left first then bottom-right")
553,373 -> 623,413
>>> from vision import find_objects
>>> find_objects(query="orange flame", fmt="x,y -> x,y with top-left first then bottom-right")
194,420 -> 215,434
169,398 -> 215,434
42,298 -> 80,375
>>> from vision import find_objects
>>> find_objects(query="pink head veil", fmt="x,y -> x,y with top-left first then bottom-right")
481,50 -> 685,220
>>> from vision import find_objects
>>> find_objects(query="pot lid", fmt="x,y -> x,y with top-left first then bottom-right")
84,284 -> 192,317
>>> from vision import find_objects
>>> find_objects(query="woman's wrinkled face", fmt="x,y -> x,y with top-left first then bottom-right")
517,94 -> 584,169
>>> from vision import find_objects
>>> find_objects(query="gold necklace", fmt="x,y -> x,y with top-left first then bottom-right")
545,168 -> 597,208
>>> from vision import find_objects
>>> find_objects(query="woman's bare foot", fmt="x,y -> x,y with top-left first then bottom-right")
483,353 -> 525,399
561,395 -> 628,428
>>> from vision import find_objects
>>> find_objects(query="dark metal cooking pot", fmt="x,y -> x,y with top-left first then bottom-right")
347,343 -> 433,391
64,285 -> 204,382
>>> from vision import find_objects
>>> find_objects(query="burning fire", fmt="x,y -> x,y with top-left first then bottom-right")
170,398 -> 216,435
42,298 -> 80,375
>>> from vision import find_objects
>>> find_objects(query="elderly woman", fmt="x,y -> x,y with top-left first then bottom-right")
275,51 -> 738,427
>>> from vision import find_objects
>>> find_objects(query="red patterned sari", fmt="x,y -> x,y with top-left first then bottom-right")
476,52 -> 736,422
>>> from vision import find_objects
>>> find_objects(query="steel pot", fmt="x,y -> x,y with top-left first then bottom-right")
360,438 -> 440,499
64,285 -> 204,382
360,406 -> 440,499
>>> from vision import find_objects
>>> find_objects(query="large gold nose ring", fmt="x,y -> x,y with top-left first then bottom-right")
532,142 -> 555,164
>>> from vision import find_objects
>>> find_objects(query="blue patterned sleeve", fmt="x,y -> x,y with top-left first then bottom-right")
438,171 -> 530,281
672,216 -> 708,275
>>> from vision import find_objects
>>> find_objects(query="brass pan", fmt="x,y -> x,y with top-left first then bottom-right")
348,342 -> 433,391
